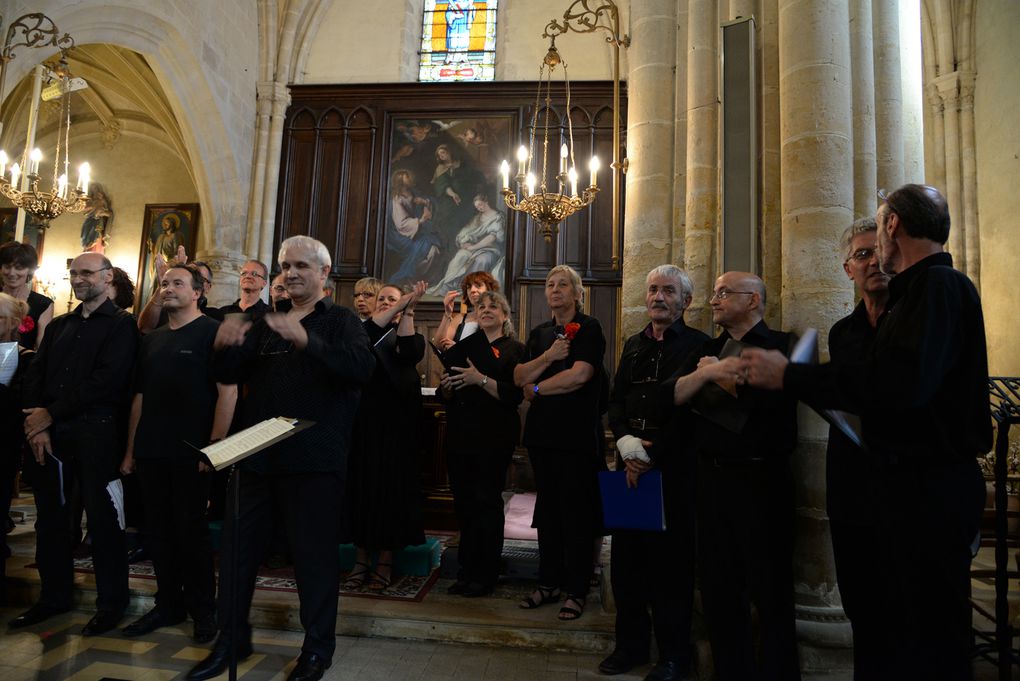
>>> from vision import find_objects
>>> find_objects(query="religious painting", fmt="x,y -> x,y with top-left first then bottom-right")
79,183 -> 114,253
381,115 -> 510,299
135,203 -> 200,309
419,0 -> 498,82
0,207 -> 47,255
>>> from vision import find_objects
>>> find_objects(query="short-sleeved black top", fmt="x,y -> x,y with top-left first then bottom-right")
521,311 -> 606,450
133,315 -> 222,458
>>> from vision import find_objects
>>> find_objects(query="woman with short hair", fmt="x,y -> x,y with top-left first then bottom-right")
434,270 -> 499,351
0,242 -> 53,349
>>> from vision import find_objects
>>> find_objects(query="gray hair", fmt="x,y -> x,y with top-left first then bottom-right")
279,235 -> 331,269
841,218 -> 877,261
646,264 -> 693,301
546,264 -> 584,310
478,290 -> 515,338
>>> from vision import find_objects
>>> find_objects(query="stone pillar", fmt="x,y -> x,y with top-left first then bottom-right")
959,72 -> 979,290
934,73 -> 964,272
245,82 -> 274,260
850,0 -> 877,218
760,0 -> 783,326
778,0 -> 855,674
672,0 -> 689,261
872,0 -> 904,191
621,0 -> 678,336
683,0 -> 719,333
924,84 -> 946,191
256,82 -> 293,269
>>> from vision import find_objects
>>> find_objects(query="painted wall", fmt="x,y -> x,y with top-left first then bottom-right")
33,133 -> 197,313
302,0 -> 629,84
974,1 -> 1020,375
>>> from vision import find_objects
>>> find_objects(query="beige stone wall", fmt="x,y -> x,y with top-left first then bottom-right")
974,1 -> 1020,375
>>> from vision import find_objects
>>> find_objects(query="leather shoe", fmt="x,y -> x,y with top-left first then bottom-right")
598,648 -> 649,675
82,610 -> 124,636
122,607 -> 186,637
446,580 -> 469,595
192,613 -> 217,643
287,652 -> 330,681
644,659 -> 687,681
186,639 -> 254,681
462,582 -> 495,598
8,603 -> 71,628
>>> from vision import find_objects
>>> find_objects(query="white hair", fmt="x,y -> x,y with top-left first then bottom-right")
279,235 -> 331,269
646,264 -> 694,300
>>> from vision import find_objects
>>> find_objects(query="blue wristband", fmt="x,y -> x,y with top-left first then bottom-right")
533,384 -> 540,396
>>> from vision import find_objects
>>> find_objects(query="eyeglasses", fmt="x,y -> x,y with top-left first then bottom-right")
240,270 -> 266,279
353,291 -> 375,299
272,285 -> 287,293
68,266 -> 111,279
846,247 -> 876,263
709,289 -> 754,302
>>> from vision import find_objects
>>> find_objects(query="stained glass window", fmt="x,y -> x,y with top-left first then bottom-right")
419,1 -> 498,82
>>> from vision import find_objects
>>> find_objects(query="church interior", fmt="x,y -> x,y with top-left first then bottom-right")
0,0 -> 1018,679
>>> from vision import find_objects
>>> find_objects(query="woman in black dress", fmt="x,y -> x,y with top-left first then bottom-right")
345,281 -> 427,591
434,270 -> 499,350
438,291 -> 524,597
514,264 -> 606,620
0,242 -> 53,349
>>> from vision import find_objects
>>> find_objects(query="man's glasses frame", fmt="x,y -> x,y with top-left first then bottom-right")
68,266 -> 111,280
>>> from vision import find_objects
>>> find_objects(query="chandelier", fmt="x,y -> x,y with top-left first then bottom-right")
0,14 -> 90,223
500,38 -> 599,243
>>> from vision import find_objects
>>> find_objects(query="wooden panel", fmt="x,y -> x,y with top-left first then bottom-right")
587,283 -> 620,375
312,126 -> 344,255
338,122 -> 376,273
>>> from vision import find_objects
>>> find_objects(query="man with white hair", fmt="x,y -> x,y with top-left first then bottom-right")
601,265 -> 708,681
187,236 -> 375,681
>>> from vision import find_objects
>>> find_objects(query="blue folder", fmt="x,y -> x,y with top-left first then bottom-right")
598,469 -> 667,532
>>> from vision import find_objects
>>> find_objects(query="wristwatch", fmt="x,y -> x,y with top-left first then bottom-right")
481,376 -> 488,386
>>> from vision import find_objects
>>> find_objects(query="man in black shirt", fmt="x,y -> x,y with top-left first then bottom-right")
187,236 -> 374,681
138,251 -> 223,333
16,252 -> 138,635
667,271 -> 801,681
600,265 -> 708,681
119,264 -> 237,642
743,184 -> 990,680
220,259 -> 271,321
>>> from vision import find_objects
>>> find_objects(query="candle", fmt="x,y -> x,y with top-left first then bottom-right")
589,155 -> 600,187
28,148 -> 41,175
57,173 -> 68,199
517,145 -> 528,176
559,143 -> 568,174
525,172 -> 536,197
78,162 -> 90,195
568,167 -> 578,197
500,160 -> 510,190
0,151 -> 7,177
10,163 -> 20,189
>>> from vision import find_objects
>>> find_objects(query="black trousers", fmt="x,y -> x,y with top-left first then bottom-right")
447,446 -> 512,586
136,458 -> 215,619
610,470 -> 696,666
697,456 -> 800,681
528,446 -> 601,597
24,418 -> 127,613
217,468 -> 344,660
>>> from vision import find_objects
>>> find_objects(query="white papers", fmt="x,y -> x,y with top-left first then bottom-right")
47,453 -> 65,505
0,341 -> 18,386
790,328 -> 818,364
201,417 -> 297,470
421,387 -> 437,396
106,479 -> 126,530
459,321 -> 478,339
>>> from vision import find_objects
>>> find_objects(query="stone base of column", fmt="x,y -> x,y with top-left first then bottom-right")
195,249 -> 247,308
797,603 -> 854,680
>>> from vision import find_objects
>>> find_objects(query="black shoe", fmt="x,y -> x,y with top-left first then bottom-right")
122,608 -> 185,637
644,659 -> 686,681
126,546 -> 147,564
462,582 -> 494,598
82,610 -> 124,636
446,580 -> 470,595
287,652 -> 330,681
598,648 -> 649,675
186,638 -> 254,681
192,614 -> 217,643
8,603 -> 71,628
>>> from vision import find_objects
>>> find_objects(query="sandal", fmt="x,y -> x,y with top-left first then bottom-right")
366,562 -> 392,592
519,585 -> 560,609
558,595 -> 586,621
342,561 -> 370,590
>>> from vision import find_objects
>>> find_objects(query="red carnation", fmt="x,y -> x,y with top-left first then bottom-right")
563,322 -> 581,340
17,315 -> 34,334
492,346 -> 500,359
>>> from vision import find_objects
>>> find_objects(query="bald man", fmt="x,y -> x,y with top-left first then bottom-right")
663,271 -> 800,681
16,252 -> 138,635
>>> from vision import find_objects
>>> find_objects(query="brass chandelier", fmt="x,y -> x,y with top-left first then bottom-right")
500,38 -> 599,243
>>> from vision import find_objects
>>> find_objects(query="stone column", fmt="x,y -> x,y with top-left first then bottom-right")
850,0 -> 877,218
760,0 -> 783,325
672,0 -> 689,261
683,0 -> 719,333
256,82 -> 293,269
934,73 -> 964,272
959,72 -> 979,289
621,0 -> 678,336
924,84 -> 946,192
778,0 -> 855,674
245,82 -> 274,259
872,0 -> 904,192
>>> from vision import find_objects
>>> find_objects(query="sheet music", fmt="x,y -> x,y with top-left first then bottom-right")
201,417 -> 297,469
47,453 -> 65,505
0,341 -> 18,387
790,328 -> 818,364
106,479 -> 126,530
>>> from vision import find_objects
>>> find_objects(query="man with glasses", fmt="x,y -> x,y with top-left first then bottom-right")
222,260 -> 270,321
665,271 -> 800,681
14,252 -> 138,635
743,184 -> 989,679
599,265 -> 707,681
270,273 -> 290,310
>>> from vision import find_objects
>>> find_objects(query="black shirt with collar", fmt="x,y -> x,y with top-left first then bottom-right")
215,296 -> 375,474
22,297 -> 138,422
220,297 -> 270,321
670,319 -> 798,462
608,317 -> 708,469
786,252 -> 991,464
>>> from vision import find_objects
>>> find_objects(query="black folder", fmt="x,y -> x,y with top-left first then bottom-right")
598,469 -> 667,532
428,329 -> 499,376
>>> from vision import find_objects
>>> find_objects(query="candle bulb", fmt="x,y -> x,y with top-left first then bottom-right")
559,143 -> 568,174
78,162 -> 90,195
517,145 -> 528,176
568,167 -> 578,197
525,172 -> 536,197
10,163 -> 20,189
28,148 -> 41,175
589,155 -> 601,188
500,160 -> 510,190
0,151 -> 7,177
57,174 -> 68,199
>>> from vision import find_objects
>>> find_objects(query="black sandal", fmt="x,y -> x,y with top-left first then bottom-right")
519,585 -> 560,609
366,562 -> 393,592
342,561 -> 370,590
558,595 -> 586,621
